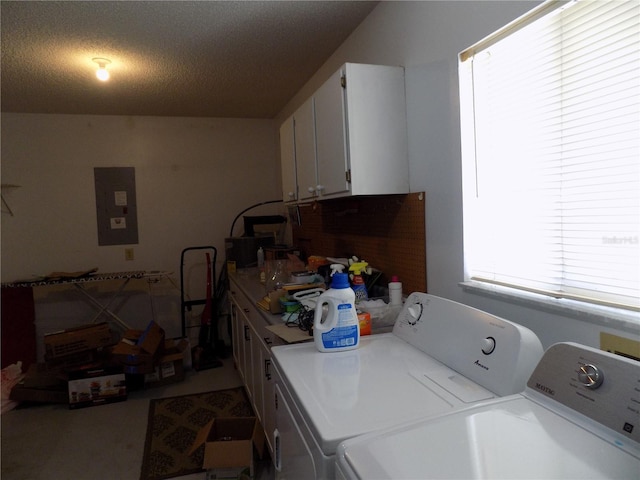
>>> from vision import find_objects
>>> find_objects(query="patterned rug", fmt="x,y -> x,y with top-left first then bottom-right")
140,387 -> 253,480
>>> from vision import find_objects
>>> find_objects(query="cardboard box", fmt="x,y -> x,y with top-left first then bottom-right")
189,417 -> 265,478
268,289 -> 286,314
10,382 -> 69,404
110,320 -> 165,374
205,466 -> 252,480
22,363 -> 67,389
10,363 -> 69,404
143,338 -> 189,387
45,348 -> 110,372
68,366 -> 126,409
44,322 -> 114,359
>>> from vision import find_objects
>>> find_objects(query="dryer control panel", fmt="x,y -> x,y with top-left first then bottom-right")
392,293 -> 544,397
527,342 -> 640,444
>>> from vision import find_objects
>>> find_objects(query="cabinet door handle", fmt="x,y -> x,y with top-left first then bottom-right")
307,186 -> 315,193
264,358 -> 272,380
316,184 -> 325,192
274,428 -> 281,472
243,308 -> 250,313
264,336 -> 273,346
243,325 -> 250,341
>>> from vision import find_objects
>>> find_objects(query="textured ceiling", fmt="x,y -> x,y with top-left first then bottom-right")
1,1 -> 378,118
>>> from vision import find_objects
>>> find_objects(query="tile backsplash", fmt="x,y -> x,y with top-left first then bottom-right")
291,192 -> 426,294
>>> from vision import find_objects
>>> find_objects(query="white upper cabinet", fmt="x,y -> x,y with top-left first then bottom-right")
293,98 -> 318,202
279,115 -> 297,202
279,63 -> 409,203
314,68 -> 349,198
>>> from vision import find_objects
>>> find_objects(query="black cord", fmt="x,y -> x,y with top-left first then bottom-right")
284,304 -> 314,335
228,199 -> 283,237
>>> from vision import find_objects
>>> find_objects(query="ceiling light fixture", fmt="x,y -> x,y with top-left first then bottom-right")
92,58 -> 111,81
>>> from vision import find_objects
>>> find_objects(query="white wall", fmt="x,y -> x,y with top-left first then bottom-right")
276,1 -> 639,349
1,113 -> 282,344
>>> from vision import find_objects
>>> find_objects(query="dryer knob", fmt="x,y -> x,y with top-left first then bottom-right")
578,364 -> 604,389
481,337 -> 496,355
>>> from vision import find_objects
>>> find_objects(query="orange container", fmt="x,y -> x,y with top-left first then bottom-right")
358,311 -> 371,336
307,256 -> 330,272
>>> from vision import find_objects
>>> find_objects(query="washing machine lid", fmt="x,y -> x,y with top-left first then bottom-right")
271,333 -> 496,455
337,395 -> 640,479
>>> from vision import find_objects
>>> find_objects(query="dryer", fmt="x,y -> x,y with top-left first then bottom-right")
271,293 -> 544,479
335,342 -> 640,479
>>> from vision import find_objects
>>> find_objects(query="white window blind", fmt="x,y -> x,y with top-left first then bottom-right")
459,0 -> 640,311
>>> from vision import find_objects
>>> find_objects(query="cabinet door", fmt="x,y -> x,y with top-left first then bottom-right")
261,330 -> 283,455
230,299 -> 242,379
273,383 -> 317,479
343,63 -> 409,196
249,320 -> 264,424
279,115 -> 297,203
230,290 -> 252,387
294,97 -> 318,201
232,310 -> 252,395
315,68 -> 350,198
262,347 -> 275,454
241,313 -> 254,402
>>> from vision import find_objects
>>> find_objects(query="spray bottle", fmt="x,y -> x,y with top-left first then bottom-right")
330,263 -> 345,275
348,262 -> 369,303
313,272 -> 360,352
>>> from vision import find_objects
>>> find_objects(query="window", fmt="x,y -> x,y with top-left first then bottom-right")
459,0 -> 639,312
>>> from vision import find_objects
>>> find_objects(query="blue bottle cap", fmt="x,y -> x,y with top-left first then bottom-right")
331,272 -> 349,289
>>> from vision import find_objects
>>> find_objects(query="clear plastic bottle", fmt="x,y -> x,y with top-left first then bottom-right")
257,247 -> 265,283
265,259 -> 288,292
313,273 -> 360,352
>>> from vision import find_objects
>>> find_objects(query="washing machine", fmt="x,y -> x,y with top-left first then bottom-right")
270,292 -> 545,479
335,342 -> 640,479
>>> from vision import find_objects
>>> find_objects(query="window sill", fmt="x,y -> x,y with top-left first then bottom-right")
459,280 -> 640,335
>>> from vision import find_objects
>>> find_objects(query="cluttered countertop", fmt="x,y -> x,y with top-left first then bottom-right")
229,267 -> 319,344
228,261 -> 401,344
229,267 -> 286,327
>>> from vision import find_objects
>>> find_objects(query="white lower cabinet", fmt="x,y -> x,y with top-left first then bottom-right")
256,323 -> 283,454
229,284 -> 284,456
273,379 -> 317,479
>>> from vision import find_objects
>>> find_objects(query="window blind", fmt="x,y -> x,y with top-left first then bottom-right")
459,0 -> 640,311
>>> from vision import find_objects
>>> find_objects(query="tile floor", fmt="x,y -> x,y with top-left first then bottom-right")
1,357 -> 275,480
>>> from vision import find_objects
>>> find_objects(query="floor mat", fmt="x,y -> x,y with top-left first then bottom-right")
140,387 -> 253,480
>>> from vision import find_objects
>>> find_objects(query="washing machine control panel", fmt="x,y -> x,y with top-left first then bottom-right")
392,292 -> 543,397
527,342 -> 640,444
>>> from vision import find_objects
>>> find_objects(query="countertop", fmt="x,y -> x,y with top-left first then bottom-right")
229,267 -> 398,342
229,267 -> 281,325
229,268 -> 314,343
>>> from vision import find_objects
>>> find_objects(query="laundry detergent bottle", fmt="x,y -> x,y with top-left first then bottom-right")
313,273 -> 360,352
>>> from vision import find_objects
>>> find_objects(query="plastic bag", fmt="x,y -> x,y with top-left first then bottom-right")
1,361 -> 24,414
